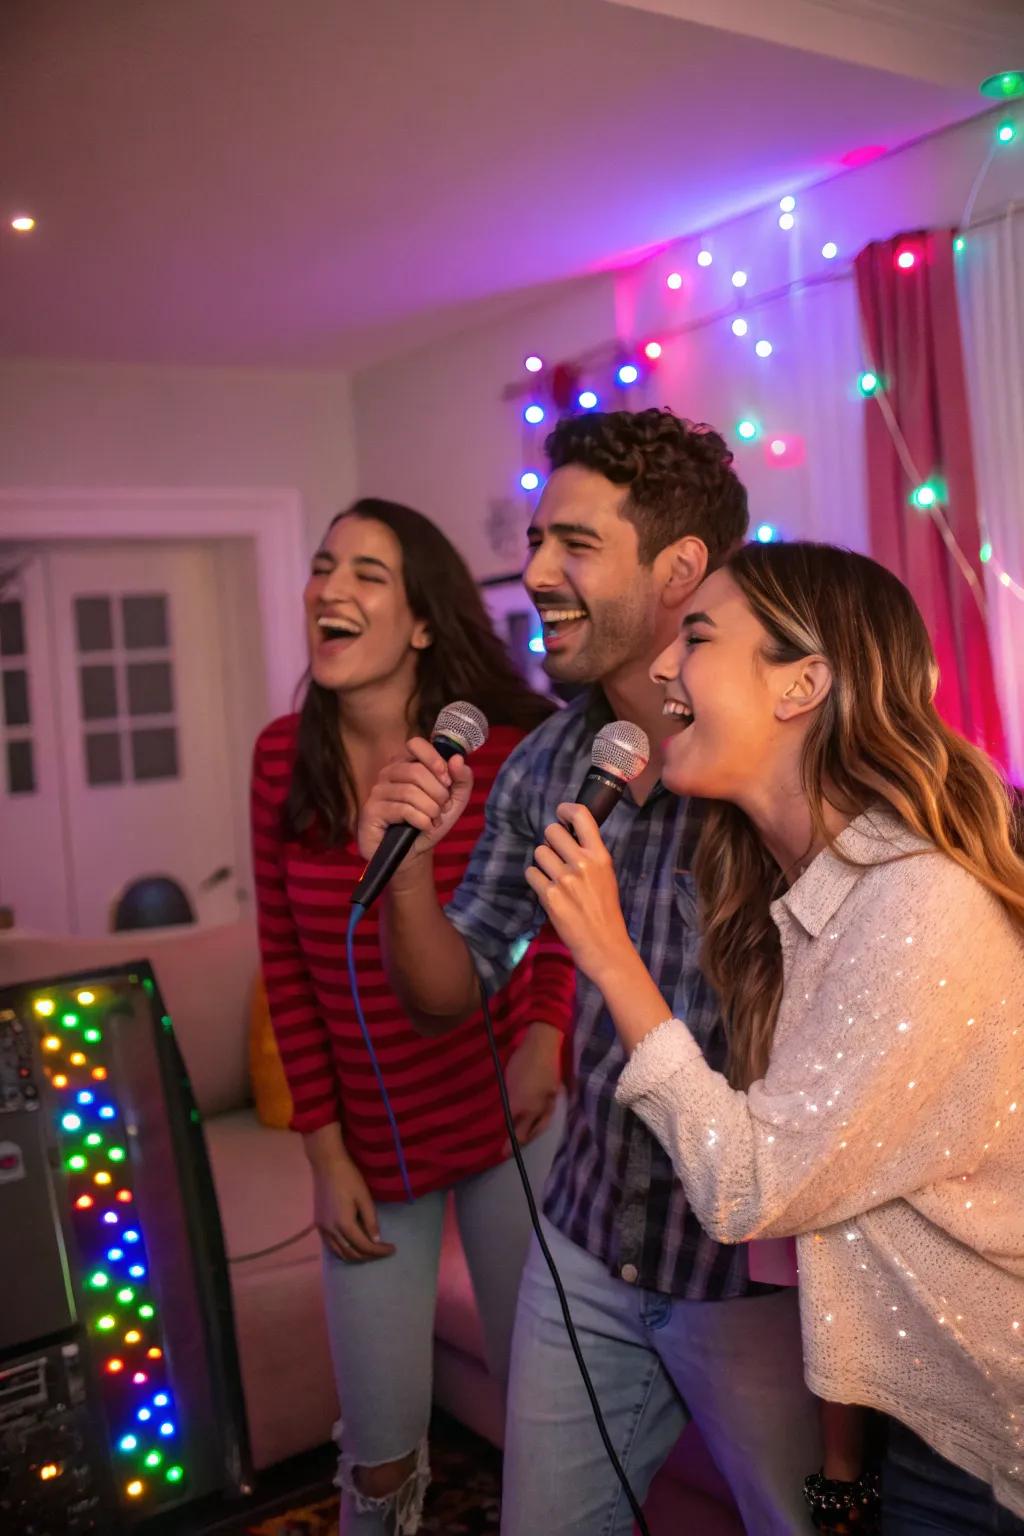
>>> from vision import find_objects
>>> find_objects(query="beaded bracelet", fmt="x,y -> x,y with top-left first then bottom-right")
803,1468 -> 881,1533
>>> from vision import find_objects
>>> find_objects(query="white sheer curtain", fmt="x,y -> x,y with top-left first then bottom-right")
957,205 -> 1024,785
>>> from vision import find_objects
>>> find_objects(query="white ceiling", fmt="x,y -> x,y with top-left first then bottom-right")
1,0 -> 1017,370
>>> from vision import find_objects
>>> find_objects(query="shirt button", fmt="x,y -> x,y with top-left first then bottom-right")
620,1263 -> 639,1285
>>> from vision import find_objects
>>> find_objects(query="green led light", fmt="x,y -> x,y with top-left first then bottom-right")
139,1304 -> 155,1320
85,1133 -> 102,1147
62,1013 -> 80,1028
736,418 -> 760,442
166,1466 -> 184,1483
911,483 -> 938,510
97,1314 -> 116,1331
117,1287 -> 135,1304
954,236 -> 966,253
88,1271 -> 109,1289
144,1451 -> 163,1469
857,370 -> 880,397
980,72 -> 1024,101
980,541 -> 993,563
84,1028 -> 102,1044
67,1154 -> 87,1172
997,120 -> 1017,144
142,978 -> 155,994
109,1147 -> 126,1162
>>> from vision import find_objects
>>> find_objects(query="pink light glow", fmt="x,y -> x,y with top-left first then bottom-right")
840,145 -> 888,169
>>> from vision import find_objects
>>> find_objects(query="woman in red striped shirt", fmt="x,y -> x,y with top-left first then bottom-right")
251,499 -> 573,1535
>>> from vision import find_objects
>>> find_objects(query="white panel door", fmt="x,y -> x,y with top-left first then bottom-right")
0,553 -> 74,931
45,544 -> 242,934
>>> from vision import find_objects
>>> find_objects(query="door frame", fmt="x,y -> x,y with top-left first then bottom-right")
0,487 -> 308,717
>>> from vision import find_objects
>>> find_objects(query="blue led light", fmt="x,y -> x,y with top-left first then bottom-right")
107,1247 -> 124,1263
77,1091 -> 95,1106
528,636 -> 545,655
578,390 -> 598,410
99,1106 -> 115,1120
756,523 -> 777,543
123,1230 -> 140,1244
129,1265 -> 145,1279
103,1211 -> 119,1225
159,1422 -> 175,1437
138,1408 -> 152,1423
616,363 -> 639,386
119,1434 -> 138,1452
154,1393 -> 169,1408
523,404 -> 545,425
62,1113 -> 82,1132
520,470 -> 541,492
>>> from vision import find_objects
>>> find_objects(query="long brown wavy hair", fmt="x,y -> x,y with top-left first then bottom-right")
695,541 -> 1024,1089
284,498 -> 555,844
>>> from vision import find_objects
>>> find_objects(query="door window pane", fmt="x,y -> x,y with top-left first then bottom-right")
6,740 -> 35,795
126,661 -> 173,716
2,670 -> 30,728
79,665 -> 118,721
131,727 -> 179,782
75,597 -> 113,652
0,601 -> 25,657
85,732 -> 123,786
122,595 -> 168,649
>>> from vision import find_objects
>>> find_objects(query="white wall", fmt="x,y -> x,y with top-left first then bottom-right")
0,359 -> 357,554
353,275 -> 617,579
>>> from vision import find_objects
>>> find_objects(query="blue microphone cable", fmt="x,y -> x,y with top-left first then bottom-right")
346,902 -> 415,1204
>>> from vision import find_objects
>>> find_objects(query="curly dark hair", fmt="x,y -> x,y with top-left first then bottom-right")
285,498 -> 555,845
544,407 -> 749,564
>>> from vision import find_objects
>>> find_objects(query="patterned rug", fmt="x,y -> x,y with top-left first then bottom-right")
247,1415 -> 502,1535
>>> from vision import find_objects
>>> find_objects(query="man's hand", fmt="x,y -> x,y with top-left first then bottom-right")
357,737 -> 474,879
503,1020 -> 563,1157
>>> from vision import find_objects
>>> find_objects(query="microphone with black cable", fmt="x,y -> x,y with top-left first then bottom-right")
564,719 -> 651,830
351,700 -> 489,913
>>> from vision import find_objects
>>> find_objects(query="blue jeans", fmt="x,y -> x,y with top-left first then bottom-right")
501,1218 -> 822,1536
883,1419 -> 1024,1535
321,1111 -> 562,1536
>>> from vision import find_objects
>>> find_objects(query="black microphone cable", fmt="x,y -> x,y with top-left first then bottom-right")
476,974 -> 653,1536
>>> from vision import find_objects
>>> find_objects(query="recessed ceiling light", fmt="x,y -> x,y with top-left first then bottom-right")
11,215 -> 36,233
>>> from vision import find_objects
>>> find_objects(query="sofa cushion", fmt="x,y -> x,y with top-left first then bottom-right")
0,920 -> 258,1116
202,1107 -> 319,1271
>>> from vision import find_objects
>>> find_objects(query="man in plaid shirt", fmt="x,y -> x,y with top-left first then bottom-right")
360,409 -> 820,1534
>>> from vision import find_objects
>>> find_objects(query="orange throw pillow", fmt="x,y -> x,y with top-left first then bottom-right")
249,976 -> 294,1130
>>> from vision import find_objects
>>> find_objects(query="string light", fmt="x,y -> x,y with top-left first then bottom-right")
666,272 -> 683,290
644,341 -> 662,359
896,248 -> 917,271
778,213 -> 795,231
980,72 -> 1024,100
697,249 -> 713,267
731,318 -> 748,337
997,120 -> 1017,144
578,390 -> 598,410
770,439 -> 787,457
524,355 -> 543,373
911,482 -> 938,510
756,523 -> 778,543
616,363 -> 639,386
822,242 -> 839,260
779,196 -> 796,214
731,270 -> 748,289
736,419 -> 760,442
755,340 -> 773,358
31,981 -> 187,1513
858,370 -> 881,397
523,404 -> 545,425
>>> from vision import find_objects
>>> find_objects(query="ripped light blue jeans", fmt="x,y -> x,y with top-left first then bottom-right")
321,1111 -> 562,1536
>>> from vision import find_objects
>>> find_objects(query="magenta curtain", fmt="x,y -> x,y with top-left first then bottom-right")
855,232 -> 1007,764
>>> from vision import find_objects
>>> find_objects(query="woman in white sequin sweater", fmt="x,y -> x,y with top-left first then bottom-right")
526,542 -> 1024,1533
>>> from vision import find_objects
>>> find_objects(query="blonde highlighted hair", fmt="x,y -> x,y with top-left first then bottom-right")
695,541 -> 1024,1090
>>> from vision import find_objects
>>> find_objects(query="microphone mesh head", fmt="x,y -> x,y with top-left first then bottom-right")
432,701 -> 489,755
592,721 -> 650,782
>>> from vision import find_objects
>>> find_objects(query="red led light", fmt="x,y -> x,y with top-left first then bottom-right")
116,1189 -> 132,1203
107,1358 -> 124,1374
75,1195 -> 94,1211
644,341 -> 662,360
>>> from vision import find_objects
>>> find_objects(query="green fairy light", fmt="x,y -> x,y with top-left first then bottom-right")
62,1013 -> 80,1028
166,1466 -> 184,1483
117,1287 -> 135,1304
109,1147 -> 126,1162
84,1027 -> 102,1044
97,1314 -> 116,1331
67,1154 -> 87,1172
85,1133 -> 102,1147
139,1304 -> 155,1320
980,541 -> 993,563
145,1451 -> 163,1469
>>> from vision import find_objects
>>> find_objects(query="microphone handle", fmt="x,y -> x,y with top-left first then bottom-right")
572,765 -> 628,832
352,734 -> 467,911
